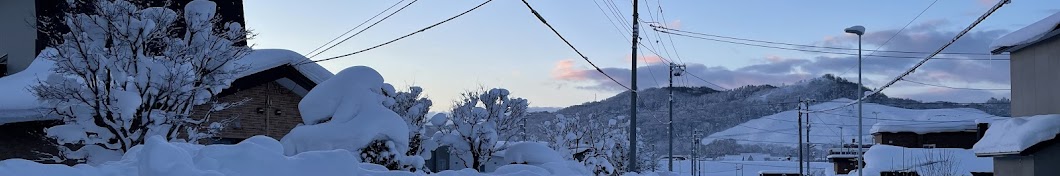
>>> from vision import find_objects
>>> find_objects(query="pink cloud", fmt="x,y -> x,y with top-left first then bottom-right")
551,59 -> 591,81
668,19 -> 682,29
623,55 -> 667,64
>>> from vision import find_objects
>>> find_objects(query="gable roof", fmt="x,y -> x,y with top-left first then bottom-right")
0,49 -> 333,125
990,12 -> 1060,54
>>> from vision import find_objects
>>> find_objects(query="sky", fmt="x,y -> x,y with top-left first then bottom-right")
243,0 -> 1060,109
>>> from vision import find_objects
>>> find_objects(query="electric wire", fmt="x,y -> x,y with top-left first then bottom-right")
520,0 -> 631,90
303,0 -> 407,57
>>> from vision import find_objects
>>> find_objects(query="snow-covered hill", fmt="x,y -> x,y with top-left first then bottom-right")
530,74 -> 1009,156
703,99 -> 1003,147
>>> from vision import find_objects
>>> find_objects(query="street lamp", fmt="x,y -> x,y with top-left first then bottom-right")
844,25 -> 865,176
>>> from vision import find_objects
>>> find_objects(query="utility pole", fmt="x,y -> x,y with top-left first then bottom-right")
668,63 -> 685,171
690,128 -> 697,176
627,0 -> 640,172
804,100 -> 814,173
797,100 -> 804,176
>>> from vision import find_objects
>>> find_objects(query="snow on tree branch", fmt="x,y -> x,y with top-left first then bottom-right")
30,0 -> 251,164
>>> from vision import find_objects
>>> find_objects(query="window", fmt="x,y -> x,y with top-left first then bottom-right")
922,144 -> 936,148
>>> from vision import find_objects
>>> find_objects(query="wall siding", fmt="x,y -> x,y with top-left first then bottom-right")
1010,37 -> 1060,117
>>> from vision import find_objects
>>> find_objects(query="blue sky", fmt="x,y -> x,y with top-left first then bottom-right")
244,0 -> 1059,109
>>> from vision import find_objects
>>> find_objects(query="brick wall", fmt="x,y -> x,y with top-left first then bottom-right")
193,81 -> 305,141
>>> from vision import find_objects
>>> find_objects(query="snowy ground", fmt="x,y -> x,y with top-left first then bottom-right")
660,160 -> 835,176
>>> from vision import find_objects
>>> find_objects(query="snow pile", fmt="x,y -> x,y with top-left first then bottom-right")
280,66 -> 409,156
990,11 -> 1060,52
0,136 -> 396,176
850,145 -> 992,176
499,142 -> 564,164
0,49 -> 57,124
973,114 -> 1060,155
870,121 -> 978,134
704,98 -> 999,146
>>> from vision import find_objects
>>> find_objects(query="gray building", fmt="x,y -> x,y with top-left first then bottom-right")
978,12 -> 1060,176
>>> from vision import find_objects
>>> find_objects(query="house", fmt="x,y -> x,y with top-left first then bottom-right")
847,121 -> 996,175
0,0 -> 245,77
976,11 -> 1060,176
826,143 -> 871,174
870,121 -> 983,149
0,49 -> 331,163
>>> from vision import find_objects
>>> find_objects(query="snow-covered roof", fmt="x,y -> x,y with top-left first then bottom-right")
0,49 -> 333,125
0,49 -> 59,124
235,49 -> 332,84
990,11 -> 1060,54
973,114 -> 1060,156
851,145 -> 993,175
870,121 -> 979,134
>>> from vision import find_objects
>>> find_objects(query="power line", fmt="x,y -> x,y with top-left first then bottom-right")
901,79 -> 1010,91
306,0 -> 420,59
519,0 -> 630,90
657,30 -> 1006,61
653,25 -> 1001,56
295,0 -> 494,66
805,0 -> 1011,113
304,0 -> 407,57
835,0 -> 941,80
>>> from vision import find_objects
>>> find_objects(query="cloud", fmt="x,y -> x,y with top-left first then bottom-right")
622,55 -> 668,64
551,20 -> 1012,102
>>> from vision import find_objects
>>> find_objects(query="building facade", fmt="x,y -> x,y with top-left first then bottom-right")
981,12 -> 1060,176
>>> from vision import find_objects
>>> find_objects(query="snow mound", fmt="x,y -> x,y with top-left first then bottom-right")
500,142 -> 564,164
990,11 -> 1060,52
0,135 -> 595,176
850,145 -> 992,176
280,66 -> 409,155
0,135 -> 382,176
973,114 -> 1060,155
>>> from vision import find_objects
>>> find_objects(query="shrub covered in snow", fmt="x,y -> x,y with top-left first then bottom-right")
437,88 -> 529,171
279,66 -> 420,171
540,114 -> 657,175
30,0 -> 250,164
384,86 -> 440,162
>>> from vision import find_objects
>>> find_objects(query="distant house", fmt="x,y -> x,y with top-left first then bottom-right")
0,49 -> 333,162
870,121 -> 984,149
848,121 -> 995,176
826,143 -> 871,175
977,11 -> 1060,176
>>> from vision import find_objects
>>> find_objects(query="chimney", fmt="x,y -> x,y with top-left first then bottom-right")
976,123 -> 990,141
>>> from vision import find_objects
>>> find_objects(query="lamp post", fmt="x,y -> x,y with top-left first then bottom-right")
844,25 -> 865,176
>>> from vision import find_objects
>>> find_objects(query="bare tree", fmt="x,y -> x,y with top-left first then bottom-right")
31,0 -> 250,164
914,149 -> 961,176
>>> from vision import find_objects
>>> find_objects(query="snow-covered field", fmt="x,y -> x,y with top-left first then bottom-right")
704,99 -> 1002,146
661,160 -> 834,176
